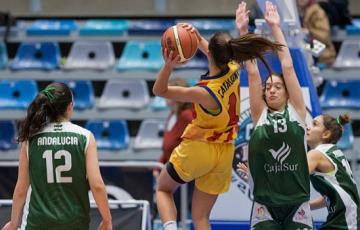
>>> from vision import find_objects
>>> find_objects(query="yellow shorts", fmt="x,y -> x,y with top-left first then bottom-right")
169,138 -> 234,195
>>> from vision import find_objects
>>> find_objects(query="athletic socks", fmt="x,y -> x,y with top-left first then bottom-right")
163,220 -> 177,230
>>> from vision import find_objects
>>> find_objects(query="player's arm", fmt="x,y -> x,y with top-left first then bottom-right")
310,196 -> 326,210
308,149 -> 335,174
153,51 -> 218,111
86,134 -> 112,230
265,1 -> 306,121
2,143 -> 30,230
180,23 -> 209,57
236,1 -> 266,125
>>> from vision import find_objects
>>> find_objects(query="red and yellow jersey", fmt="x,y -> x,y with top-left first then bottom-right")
182,61 -> 240,143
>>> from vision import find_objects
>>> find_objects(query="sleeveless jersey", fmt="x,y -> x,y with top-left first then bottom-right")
21,121 -> 91,230
248,104 -> 310,206
181,61 -> 240,143
310,144 -> 360,229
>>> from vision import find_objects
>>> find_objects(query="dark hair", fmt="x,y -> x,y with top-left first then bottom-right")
169,78 -> 192,116
208,32 -> 283,73
262,74 -> 288,102
322,113 -> 350,144
18,82 -> 73,142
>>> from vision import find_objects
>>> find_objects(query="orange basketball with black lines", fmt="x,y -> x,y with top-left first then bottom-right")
161,24 -> 199,63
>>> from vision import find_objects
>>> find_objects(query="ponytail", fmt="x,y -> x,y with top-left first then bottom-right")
337,113 -> 350,126
209,32 -> 283,73
18,82 -> 73,142
229,33 -> 283,75
322,113 -> 350,144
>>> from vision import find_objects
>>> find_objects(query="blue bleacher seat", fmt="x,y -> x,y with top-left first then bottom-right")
346,25 -> 360,35
116,41 -> 163,71
346,19 -> 360,35
63,41 -> 115,70
79,20 -> 128,36
240,48 -> 322,117
337,123 -> 354,151
134,119 -> 164,150
0,80 -> 38,109
85,120 -> 129,150
128,19 -> 175,35
176,19 -> 235,34
26,20 -> 77,36
61,80 -> 94,110
11,42 -> 60,70
0,121 -> 17,150
320,80 -> 360,109
98,79 -> 150,109
0,42 -> 8,69
175,51 -> 208,70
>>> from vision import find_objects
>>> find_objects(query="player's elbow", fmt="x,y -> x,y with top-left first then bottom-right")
152,86 -> 166,97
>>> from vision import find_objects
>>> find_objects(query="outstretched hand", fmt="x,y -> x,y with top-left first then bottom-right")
235,1 -> 250,34
179,23 -> 202,43
264,1 -> 280,28
236,162 -> 249,182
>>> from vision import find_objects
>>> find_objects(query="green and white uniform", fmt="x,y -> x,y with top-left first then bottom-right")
249,104 -> 312,229
21,121 -> 91,230
311,144 -> 360,230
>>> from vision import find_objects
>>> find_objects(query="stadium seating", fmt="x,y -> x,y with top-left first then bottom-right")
334,40 -> 360,68
79,19 -> 128,36
128,19 -> 175,35
150,96 -> 168,111
26,20 -> 77,36
116,41 -> 163,71
62,80 -> 95,110
0,42 -> 8,69
0,80 -> 38,109
0,121 -> 17,150
134,119 -> 164,150
64,41 -> 115,70
320,80 -> 360,109
99,79 -> 150,109
337,123 -> 354,151
176,19 -> 235,34
85,120 -> 129,150
11,42 -> 60,70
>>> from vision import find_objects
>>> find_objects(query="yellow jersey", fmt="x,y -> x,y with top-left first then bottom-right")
182,61 -> 240,143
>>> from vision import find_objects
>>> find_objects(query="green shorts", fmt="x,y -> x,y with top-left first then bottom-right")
251,201 -> 314,230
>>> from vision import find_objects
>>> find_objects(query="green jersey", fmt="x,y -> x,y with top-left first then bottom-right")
248,104 -> 310,206
21,121 -> 91,230
310,144 -> 360,229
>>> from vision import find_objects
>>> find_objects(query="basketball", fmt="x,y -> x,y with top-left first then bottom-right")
161,24 -> 199,63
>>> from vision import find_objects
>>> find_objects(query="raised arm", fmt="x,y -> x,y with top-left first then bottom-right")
265,1 -> 306,121
236,1 -> 266,125
2,143 -> 30,230
153,49 -> 218,110
86,134 -> 112,230
181,23 -> 209,57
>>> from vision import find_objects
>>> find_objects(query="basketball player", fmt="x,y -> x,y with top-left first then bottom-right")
1,83 -> 112,230
236,1 -> 313,229
238,114 -> 360,229
153,22 -> 282,230
307,114 -> 360,229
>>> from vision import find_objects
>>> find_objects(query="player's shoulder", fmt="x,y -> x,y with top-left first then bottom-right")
63,122 -> 91,137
